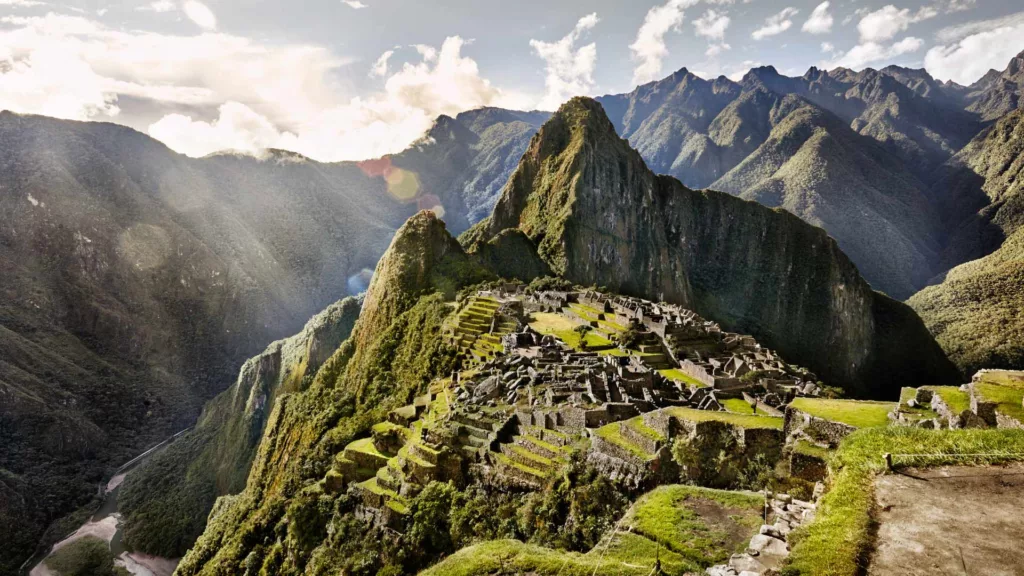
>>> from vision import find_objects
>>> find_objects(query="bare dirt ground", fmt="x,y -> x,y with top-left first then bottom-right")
869,463 -> 1024,576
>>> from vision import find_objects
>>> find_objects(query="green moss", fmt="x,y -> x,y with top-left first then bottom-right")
664,407 -> 783,430
788,398 -> 894,428
785,427 -> 1024,576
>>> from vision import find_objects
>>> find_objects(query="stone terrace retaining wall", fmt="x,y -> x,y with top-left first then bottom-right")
783,406 -> 856,447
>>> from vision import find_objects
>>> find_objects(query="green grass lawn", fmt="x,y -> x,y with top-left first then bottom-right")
664,407 -> 783,430
629,485 -> 763,567
926,386 -> 971,414
788,398 -> 894,428
785,427 -> 1024,576
659,368 -> 707,388
975,383 -> 1024,423
721,398 -> 756,414
420,538 -> 679,576
794,440 -> 829,459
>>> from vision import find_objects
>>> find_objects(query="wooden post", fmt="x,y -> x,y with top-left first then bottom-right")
884,453 -> 893,471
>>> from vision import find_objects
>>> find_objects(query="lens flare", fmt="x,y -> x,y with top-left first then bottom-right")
385,168 -> 420,201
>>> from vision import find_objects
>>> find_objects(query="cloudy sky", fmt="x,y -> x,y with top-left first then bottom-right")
0,0 -> 1020,161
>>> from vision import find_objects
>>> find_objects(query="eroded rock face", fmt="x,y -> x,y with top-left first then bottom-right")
471,97 -> 958,395
117,297 -> 362,556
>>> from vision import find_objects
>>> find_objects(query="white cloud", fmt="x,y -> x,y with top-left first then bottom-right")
705,43 -> 731,57
935,11 -> 1024,43
802,2 -> 833,35
828,36 -> 924,70
149,101 -> 289,156
369,49 -> 393,77
154,36 -> 527,159
752,7 -> 799,40
857,5 -> 936,43
821,41 -> 836,54
694,9 -> 730,42
342,0 -> 367,8
530,13 -> 599,110
925,18 -> 1024,84
138,1 -> 175,12
0,14 -> 526,161
183,0 -> 216,30
629,0 -> 699,85
0,0 -> 45,6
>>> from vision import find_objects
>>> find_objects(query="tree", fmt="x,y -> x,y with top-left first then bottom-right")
573,324 -> 592,350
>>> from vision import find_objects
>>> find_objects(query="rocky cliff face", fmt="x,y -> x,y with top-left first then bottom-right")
472,97 -> 958,396
176,211 -> 480,575
116,297 -> 361,557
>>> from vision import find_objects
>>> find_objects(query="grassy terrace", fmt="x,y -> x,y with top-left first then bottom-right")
594,421 -> 655,460
630,485 -> 763,567
423,485 -> 767,576
493,451 -> 545,479
659,368 -> 706,388
624,416 -> 665,442
794,440 -> 829,459
925,386 -> 971,414
664,407 -> 783,430
421,538 -> 683,576
896,387 -> 938,421
788,398 -> 894,428
975,382 -> 1024,423
785,427 -> 1024,576
721,397 -> 755,414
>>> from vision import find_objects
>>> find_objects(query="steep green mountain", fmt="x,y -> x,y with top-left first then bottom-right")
908,228 -> 1024,374
116,296 -> 361,557
175,210 -> 487,576
0,113 -> 407,574
928,107 -> 1024,268
465,97 -> 958,396
710,91 -> 940,298
384,108 -> 549,231
908,107 -> 1024,374
593,67 -> 969,298
0,104 -> 548,572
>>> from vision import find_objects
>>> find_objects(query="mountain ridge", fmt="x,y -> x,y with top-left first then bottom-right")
466,96 -> 958,395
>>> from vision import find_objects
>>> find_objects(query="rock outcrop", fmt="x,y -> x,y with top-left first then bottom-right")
467,97 -> 959,396
117,297 -> 362,556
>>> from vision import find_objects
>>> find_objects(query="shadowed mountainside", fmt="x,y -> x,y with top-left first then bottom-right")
116,297 -> 361,557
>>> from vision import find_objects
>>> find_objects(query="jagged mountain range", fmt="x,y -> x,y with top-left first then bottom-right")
172,97 -> 956,575
0,108 -> 540,574
3,51 -> 1024,574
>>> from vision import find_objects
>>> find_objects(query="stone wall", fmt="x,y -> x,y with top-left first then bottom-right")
784,407 -> 856,447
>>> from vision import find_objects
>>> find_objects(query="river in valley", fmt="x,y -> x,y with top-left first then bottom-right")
28,430 -> 190,576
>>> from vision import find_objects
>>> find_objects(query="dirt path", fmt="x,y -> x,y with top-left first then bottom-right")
869,463 -> 1024,576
